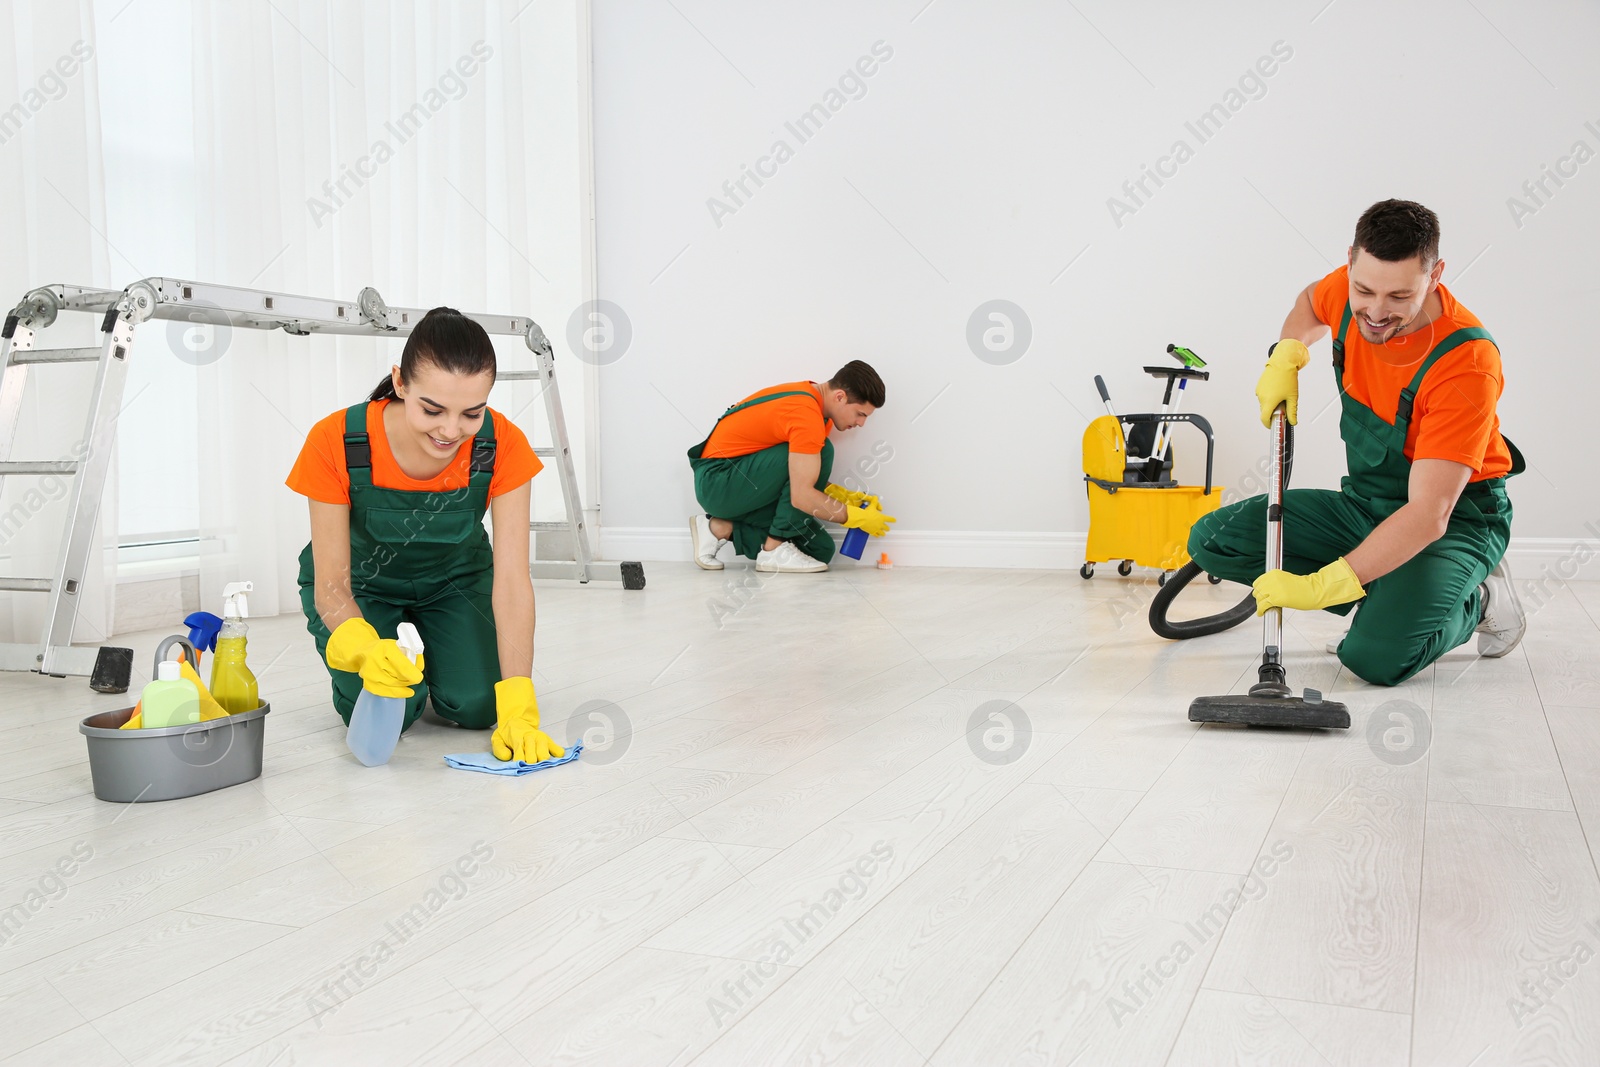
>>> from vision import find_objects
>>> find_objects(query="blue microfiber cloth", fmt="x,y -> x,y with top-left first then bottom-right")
443,741 -> 582,776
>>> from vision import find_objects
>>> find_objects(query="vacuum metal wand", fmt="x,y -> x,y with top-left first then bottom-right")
1253,405 -> 1289,695
1184,398 -> 1349,729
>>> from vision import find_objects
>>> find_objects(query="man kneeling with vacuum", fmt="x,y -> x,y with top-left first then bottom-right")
1188,199 -> 1526,693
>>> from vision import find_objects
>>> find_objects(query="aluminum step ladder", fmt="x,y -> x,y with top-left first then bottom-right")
0,278 -> 641,680
0,284 -> 136,679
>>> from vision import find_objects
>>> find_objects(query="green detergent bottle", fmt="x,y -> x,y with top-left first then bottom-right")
210,582 -> 259,714
141,660 -> 200,729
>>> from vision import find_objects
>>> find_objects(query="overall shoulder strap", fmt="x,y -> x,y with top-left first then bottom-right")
1332,303 -> 1352,380
343,403 -> 373,488
1395,327 -> 1496,426
469,408 -> 498,478
718,388 -> 815,420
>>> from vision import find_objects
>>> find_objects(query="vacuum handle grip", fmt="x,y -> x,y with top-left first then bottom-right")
1094,375 -> 1111,404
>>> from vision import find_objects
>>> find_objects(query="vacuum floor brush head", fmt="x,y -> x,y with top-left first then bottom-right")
1188,690 -> 1350,730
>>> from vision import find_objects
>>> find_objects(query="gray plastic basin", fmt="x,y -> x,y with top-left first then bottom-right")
79,703 -> 270,803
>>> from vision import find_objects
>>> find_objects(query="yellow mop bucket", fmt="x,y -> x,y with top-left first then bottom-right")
1081,414 -> 1224,580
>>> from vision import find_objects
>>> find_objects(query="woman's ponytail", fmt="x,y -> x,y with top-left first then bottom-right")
368,374 -> 399,401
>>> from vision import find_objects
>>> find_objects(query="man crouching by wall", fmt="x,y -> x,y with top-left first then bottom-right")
687,361 -> 893,573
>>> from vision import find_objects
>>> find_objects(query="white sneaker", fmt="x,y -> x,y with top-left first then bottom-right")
1476,559 -> 1526,657
755,541 -> 828,573
690,514 -> 728,570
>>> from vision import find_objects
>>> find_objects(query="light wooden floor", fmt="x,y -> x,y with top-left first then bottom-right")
2,562 -> 1598,1065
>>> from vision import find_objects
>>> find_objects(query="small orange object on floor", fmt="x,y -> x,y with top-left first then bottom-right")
876,553 -> 893,569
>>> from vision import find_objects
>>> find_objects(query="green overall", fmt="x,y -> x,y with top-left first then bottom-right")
1189,305 -> 1523,686
298,403 -> 503,729
687,390 -> 836,562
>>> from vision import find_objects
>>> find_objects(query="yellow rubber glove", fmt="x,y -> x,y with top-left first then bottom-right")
324,617 -> 423,699
824,484 -> 880,510
1256,339 -> 1310,427
842,504 -> 896,538
1252,557 -> 1366,615
491,677 -> 565,763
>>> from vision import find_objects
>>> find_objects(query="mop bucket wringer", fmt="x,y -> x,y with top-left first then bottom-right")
1080,350 -> 1224,584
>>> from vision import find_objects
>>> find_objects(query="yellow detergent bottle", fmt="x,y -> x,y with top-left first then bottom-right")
209,581 -> 260,714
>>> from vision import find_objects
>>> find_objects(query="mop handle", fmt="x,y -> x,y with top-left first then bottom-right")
1094,375 -> 1118,421
1094,375 -> 1123,452
1152,377 -> 1188,461
1263,405 -> 1287,652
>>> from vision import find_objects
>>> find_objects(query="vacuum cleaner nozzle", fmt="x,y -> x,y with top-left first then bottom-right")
1188,690 -> 1350,729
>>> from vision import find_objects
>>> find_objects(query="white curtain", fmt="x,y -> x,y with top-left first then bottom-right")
184,0 -> 593,621
0,0 -> 117,646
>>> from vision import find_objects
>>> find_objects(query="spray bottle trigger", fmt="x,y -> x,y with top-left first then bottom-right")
395,622 -> 425,664
184,611 -> 224,653
221,581 -> 254,619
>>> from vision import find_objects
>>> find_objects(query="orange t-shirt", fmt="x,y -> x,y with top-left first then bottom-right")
285,400 -> 543,505
1313,265 -> 1512,480
700,381 -> 832,459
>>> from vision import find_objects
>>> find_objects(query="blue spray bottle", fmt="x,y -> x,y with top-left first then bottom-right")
840,502 -> 870,560
346,622 -> 424,767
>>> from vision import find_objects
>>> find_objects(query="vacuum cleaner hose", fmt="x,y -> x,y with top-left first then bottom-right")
1147,413 -> 1294,641
1148,562 -> 1257,639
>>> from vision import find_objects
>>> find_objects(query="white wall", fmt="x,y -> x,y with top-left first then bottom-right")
591,0 -> 1600,567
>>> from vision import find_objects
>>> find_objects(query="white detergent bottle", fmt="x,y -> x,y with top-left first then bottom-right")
345,622 -> 423,767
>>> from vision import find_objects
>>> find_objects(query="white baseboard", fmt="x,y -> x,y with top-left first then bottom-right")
1503,537 -> 1600,583
600,526 -> 702,564
601,526 -> 1083,569
600,526 -> 1600,579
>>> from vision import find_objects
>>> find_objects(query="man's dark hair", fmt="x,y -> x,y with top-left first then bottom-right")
1352,199 -> 1440,269
828,360 -> 885,408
